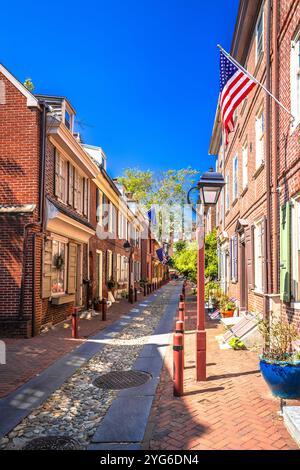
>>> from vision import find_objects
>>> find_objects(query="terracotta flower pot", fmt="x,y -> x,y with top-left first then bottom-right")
221,309 -> 235,318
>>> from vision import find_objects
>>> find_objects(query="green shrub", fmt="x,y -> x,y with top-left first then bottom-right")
228,337 -> 246,350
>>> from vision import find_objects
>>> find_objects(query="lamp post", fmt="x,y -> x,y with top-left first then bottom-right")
123,240 -> 134,303
187,168 -> 225,381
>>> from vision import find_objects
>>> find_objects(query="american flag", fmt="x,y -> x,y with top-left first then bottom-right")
220,51 -> 256,145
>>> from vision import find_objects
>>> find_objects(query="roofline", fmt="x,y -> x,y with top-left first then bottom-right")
35,94 -> 76,115
0,63 -> 40,108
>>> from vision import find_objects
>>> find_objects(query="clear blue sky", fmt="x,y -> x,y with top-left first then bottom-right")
1,0 -> 239,178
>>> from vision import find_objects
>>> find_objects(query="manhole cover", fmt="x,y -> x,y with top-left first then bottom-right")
93,370 -> 151,390
23,436 -> 79,450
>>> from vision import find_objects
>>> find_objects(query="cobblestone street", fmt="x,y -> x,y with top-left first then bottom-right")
143,291 -> 299,450
0,282 -> 178,450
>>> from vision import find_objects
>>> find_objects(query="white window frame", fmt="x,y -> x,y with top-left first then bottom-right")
254,220 -> 263,292
51,236 -> 68,296
291,31 -> 300,131
255,7 -> 264,64
242,141 -> 248,190
96,189 -> 103,225
232,155 -> 238,201
107,249 -> 113,280
291,196 -> 300,301
255,108 -> 264,169
225,171 -> 230,210
96,250 -> 103,300
56,152 -> 67,203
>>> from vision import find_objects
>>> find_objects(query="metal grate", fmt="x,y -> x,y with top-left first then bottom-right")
93,370 -> 151,390
23,436 -> 79,450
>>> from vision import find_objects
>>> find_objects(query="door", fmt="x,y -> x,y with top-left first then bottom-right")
239,234 -> 247,311
96,250 -> 103,300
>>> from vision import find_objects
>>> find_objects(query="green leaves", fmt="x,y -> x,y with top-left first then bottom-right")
171,241 -> 197,283
205,228 -> 218,280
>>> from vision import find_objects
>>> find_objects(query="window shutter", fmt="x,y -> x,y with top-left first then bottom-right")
74,172 -> 79,209
229,238 -> 232,280
67,243 -> 77,294
234,235 -> 238,281
246,226 -> 254,289
54,150 -> 60,197
42,238 -> 52,298
96,189 -> 100,222
83,178 -> 89,217
280,202 -> 291,302
68,163 -> 74,206
262,216 -> 267,293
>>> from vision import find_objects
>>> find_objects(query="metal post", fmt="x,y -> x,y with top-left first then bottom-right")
129,286 -> 134,304
196,238 -> 206,381
101,298 -> 107,321
143,283 -> 147,296
134,287 -> 137,302
173,333 -> 184,396
72,306 -> 79,339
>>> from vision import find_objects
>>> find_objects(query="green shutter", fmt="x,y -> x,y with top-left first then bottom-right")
280,202 -> 291,302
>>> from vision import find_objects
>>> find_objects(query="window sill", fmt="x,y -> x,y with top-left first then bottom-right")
252,289 -> 264,297
290,120 -> 300,135
51,294 -> 75,305
240,186 -> 248,197
254,52 -> 263,77
253,162 -> 265,179
232,198 -> 238,207
290,302 -> 300,310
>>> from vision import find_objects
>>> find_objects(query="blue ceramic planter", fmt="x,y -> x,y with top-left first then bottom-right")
260,357 -> 300,399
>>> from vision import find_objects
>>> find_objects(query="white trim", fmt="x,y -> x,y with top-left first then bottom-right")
0,64 -> 39,108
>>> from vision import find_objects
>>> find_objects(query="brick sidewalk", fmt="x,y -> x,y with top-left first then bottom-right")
144,293 -> 299,450
0,292 -> 147,399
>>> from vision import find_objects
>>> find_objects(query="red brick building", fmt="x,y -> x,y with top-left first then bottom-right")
0,64 -> 167,337
209,0 -> 300,325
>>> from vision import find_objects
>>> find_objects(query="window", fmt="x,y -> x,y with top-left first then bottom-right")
254,221 -> 263,292
96,250 -> 103,299
107,250 -> 113,281
51,240 -> 67,294
225,171 -> 230,210
232,155 -> 238,201
242,142 -> 248,189
255,109 -> 264,169
291,32 -> 300,129
64,104 -> 74,132
55,151 -> 67,202
256,8 -> 264,63
116,254 -> 121,282
291,198 -> 300,301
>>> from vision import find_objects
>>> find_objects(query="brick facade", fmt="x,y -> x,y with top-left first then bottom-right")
209,0 -> 300,325
0,64 -> 167,337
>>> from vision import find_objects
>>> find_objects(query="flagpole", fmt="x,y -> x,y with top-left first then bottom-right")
217,44 -> 295,122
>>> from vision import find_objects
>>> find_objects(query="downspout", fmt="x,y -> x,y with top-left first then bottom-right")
272,0 -> 279,294
264,0 -> 272,319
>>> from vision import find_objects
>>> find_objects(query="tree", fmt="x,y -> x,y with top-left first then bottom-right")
117,168 -> 154,206
117,166 -> 199,208
23,78 -> 34,92
171,241 -> 197,282
204,228 -> 218,280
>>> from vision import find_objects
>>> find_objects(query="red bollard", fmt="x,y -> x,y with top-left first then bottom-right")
178,301 -> 185,327
173,333 -> 184,396
72,306 -> 80,339
102,298 -> 107,321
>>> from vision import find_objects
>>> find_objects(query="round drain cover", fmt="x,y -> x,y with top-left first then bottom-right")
93,370 -> 151,390
23,436 -> 79,450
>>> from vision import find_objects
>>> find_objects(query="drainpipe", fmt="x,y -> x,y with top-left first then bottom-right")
264,0 -> 272,319
272,0 -> 279,294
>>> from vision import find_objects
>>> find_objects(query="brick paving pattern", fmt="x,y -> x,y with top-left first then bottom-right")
144,292 -> 299,450
0,293 -> 146,398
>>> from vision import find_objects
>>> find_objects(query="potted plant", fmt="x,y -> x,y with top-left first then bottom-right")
93,297 -> 102,312
107,278 -> 116,291
221,300 -> 236,318
258,318 -> 300,399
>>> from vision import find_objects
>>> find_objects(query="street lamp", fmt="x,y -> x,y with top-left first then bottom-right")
187,168 -> 225,381
123,240 -> 134,303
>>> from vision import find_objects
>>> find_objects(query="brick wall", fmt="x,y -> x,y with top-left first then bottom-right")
0,71 -> 41,337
